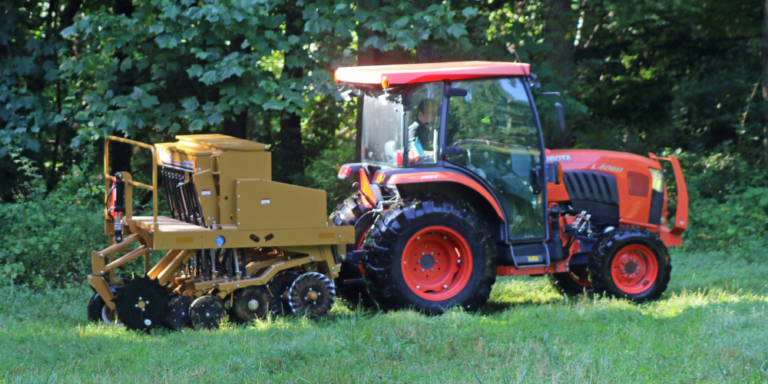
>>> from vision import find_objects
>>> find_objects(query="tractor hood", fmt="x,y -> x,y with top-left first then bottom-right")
545,149 -> 661,171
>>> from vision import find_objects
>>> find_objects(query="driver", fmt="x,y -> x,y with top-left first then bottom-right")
408,100 -> 432,162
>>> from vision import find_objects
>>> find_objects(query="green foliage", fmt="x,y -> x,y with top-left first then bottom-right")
658,149 -> 768,251
0,149 -> 103,287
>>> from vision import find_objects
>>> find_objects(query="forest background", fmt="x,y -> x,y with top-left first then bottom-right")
0,0 -> 766,286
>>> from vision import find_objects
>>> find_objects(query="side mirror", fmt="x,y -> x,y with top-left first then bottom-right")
555,102 -> 565,133
446,88 -> 468,97
443,146 -> 463,156
340,89 -> 355,102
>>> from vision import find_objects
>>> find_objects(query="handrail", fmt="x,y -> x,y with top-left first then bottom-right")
105,136 -> 158,228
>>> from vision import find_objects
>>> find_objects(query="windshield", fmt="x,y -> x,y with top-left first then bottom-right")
361,94 -> 403,165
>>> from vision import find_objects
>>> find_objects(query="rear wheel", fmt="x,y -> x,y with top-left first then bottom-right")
548,266 -> 592,296
589,226 -> 671,303
364,197 -> 496,314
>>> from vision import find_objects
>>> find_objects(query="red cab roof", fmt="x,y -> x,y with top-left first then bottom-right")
335,61 -> 531,86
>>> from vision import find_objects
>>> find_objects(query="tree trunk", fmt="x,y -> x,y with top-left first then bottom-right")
542,0 -> 576,80
762,0 -> 768,166
109,0 -> 135,174
542,0 -> 577,148
273,4 -> 305,182
223,110 -> 248,139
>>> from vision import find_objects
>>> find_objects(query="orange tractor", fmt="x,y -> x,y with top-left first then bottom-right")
331,61 -> 688,313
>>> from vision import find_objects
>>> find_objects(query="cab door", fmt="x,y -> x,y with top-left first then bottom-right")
443,77 -> 546,242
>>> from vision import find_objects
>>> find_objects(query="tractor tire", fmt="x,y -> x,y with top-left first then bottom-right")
363,196 -> 497,314
87,285 -> 119,324
589,226 -> 671,303
548,267 -> 592,296
329,191 -> 376,308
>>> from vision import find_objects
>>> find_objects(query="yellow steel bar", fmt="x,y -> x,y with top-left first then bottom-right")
147,249 -> 182,280
109,252 -> 115,282
104,136 -> 158,230
96,233 -> 140,256
156,250 -> 192,285
103,246 -> 149,273
88,275 -> 116,310
215,256 -> 312,293
105,175 -> 154,192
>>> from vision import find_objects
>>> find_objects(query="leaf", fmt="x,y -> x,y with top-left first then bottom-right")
262,98 -> 285,111
130,87 -> 146,100
759,196 -> 768,207
200,70 -> 218,85
288,35 -> 300,45
182,97 -> 199,112
461,7 -> 478,18
186,64 -> 203,78
149,22 -> 165,34
141,94 -> 160,108
447,23 -> 467,39
189,119 -> 205,131
60,25 -> 78,38
368,21 -> 386,32
120,58 -> 133,72
393,16 -> 410,28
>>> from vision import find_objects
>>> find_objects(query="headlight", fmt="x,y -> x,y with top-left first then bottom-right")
649,168 -> 664,192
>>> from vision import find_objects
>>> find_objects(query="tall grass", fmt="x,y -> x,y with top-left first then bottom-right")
1,247 -> 767,383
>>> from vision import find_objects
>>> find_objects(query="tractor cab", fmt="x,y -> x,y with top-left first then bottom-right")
336,62 -> 548,244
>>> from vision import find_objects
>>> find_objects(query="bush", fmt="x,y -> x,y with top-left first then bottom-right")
0,149 -> 104,288
668,149 -> 768,251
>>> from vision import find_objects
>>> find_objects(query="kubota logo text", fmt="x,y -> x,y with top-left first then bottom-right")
546,154 -> 572,163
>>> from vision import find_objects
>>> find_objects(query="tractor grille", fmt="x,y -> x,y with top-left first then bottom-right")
563,170 -> 619,226
563,170 -> 619,205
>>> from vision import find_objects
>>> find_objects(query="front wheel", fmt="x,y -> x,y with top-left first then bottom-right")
364,197 -> 497,314
589,226 -> 671,303
548,266 -> 592,296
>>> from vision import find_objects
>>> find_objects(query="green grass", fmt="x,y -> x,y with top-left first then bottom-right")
1,247 -> 768,383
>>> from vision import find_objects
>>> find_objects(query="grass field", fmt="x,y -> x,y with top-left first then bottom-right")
1,247 -> 767,383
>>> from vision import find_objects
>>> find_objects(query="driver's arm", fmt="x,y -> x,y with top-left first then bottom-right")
408,122 -> 425,161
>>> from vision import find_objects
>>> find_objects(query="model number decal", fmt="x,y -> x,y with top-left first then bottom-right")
592,164 -> 624,173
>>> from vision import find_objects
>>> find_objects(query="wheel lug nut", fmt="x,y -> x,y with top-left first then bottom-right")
421,268 -> 425,272
457,260 -> 461,264
430,268 -> 434,272
416,285 -> 421,290
443,285 -> 448,289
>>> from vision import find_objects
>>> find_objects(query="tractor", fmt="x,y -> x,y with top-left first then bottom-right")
330,61 -> 688,313
86,134 -> 354,331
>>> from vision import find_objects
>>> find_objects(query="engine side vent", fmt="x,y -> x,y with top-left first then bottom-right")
563,170 -> 619,205
563,170 -> 620,227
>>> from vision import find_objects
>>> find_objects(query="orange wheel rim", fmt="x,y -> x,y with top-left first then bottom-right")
357,228 -> 370,250
610,244 -> 658,295
568,268 -> 591,287
401,226 -> 472,301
